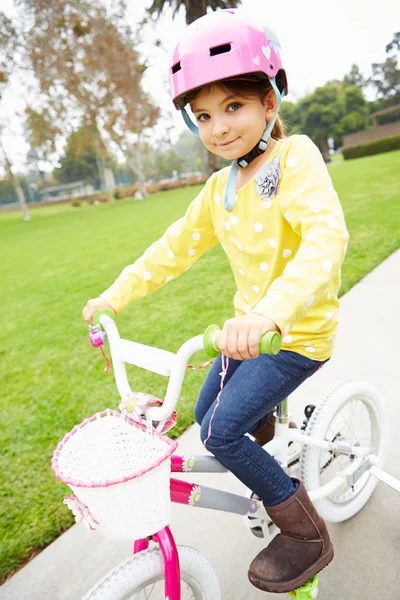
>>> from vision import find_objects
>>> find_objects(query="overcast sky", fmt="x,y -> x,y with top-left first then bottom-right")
1,0 -> 399,170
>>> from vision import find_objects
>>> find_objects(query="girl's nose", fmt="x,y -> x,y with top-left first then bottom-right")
212,119 -> 229,138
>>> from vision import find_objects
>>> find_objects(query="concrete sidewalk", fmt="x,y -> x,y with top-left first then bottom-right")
1,250 -> 400,600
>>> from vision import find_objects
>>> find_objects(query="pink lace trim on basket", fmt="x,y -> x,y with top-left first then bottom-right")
64,495 -> 99,531
203,355 -> 229,448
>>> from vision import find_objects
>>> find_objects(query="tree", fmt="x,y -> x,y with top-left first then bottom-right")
55,124 -> 102,185
0,10 -> 30,221
281,80 -> 370,153
148,0 -> 242,25
368,32 -> 400,105
148,0 -> 241,175
18,0 -> 159,197
343,64 -> 365,89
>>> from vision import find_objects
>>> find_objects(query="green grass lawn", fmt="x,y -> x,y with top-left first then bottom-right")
1,149 -> 399,582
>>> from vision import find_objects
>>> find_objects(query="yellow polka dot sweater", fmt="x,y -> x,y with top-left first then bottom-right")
101,135 -> 349,361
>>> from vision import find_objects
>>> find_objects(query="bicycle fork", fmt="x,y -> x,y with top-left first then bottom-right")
133,527 -> 181,600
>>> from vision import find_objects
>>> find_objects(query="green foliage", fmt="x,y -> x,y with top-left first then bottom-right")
342,134 -> 400,160
283,81 -> 371,149
55,125 -> 102,185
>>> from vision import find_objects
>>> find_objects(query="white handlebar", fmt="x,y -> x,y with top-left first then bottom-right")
100,314 -> 205,422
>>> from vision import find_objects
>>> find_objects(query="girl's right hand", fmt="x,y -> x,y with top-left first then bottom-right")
82,297 -> 116,325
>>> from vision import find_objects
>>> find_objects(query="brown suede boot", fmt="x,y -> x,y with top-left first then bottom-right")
253,409 -> 297,446
248,480 -> 334,593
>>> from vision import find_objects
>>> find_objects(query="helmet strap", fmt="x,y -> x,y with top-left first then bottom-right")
224,77 -> 284,210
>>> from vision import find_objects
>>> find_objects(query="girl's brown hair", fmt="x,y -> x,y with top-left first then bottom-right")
186,71 -> 286,140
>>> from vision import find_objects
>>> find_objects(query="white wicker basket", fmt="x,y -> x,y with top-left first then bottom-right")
52,409 -> 177,540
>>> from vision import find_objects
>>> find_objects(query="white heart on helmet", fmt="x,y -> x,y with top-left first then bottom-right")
252,55 -> 260,65
262,45 -> 271,60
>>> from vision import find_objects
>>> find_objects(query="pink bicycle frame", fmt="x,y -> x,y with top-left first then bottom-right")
132,453 -> 262,600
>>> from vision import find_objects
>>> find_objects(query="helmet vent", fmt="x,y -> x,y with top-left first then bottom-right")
171,61 -> 181,74
210,43 -> 231,57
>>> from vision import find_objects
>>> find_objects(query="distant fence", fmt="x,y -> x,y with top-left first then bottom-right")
343,121 -> 400,148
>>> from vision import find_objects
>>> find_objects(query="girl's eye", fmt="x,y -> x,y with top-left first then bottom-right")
227,102 -> 241,112
197,113 -> 210,122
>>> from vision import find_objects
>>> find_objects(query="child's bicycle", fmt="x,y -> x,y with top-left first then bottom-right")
52,310 -> 400,600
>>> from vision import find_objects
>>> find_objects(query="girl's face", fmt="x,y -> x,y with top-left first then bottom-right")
190,84 -> 276,160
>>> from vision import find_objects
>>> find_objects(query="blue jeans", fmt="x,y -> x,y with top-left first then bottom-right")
195,350 -> 326,506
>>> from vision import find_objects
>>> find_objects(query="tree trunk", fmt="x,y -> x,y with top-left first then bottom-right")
134,142 -> 149,198
0,138 -> 30,222
186,1 -> 208,24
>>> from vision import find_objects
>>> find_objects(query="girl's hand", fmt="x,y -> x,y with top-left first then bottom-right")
219,313 -> 279,360
82,297 -> 116,325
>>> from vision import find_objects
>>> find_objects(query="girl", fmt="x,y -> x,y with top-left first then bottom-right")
83,10 -> 348,594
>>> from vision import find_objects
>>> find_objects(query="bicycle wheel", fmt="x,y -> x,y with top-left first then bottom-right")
300,380 -> 388,522
81,545 -> 221,600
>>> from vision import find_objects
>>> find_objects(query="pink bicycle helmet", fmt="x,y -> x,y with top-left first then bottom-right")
169,9 -> 288,211
169,9 -> 287,109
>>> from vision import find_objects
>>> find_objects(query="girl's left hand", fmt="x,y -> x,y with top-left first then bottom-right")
219,313 -> 279,360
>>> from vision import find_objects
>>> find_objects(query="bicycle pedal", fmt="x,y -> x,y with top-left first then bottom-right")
287,575 -> 318,599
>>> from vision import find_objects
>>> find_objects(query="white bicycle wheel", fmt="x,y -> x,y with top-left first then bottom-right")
300,380 -> 388,522
81,545 -> 221,600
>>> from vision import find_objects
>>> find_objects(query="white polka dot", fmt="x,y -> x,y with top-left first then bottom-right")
269,238 -> 277,248
326,312 -> 334,321
311,201 -> 322,213
260,262 -> 269,272
305,346 -> 316,353
252,285 -> 260,293
144,271 -> 152,281
263,199 -> 272,209
238,268 -> 245,276
283,335 -> 292,343
192,232 -> 201,240
287,155 -> 299,168
214,194 -> 221,204
322,258 -> 333,272
254,223 -> 263,233
165,276 -> 174,282
167,250 -> 175,259
283,249 -> 292,258
243,305 -> 250,313
305,295 -> 315,307
244,294 -> 249,301
230,216 -> 239,225
284,324 -> 290,336
327,291 -> 332,300
188,248 -> 196,256
327,217 -> 339,229
224,221 -> 231,231
284,211 -> 292,223
237,243 -> 243,251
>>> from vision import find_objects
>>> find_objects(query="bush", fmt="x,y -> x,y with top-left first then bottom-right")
343,134 -> 400,160
71,200 -> 81,207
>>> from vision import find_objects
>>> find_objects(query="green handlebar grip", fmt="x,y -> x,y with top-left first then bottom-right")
93,309 -> 116,328
204,324 -> 281,358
